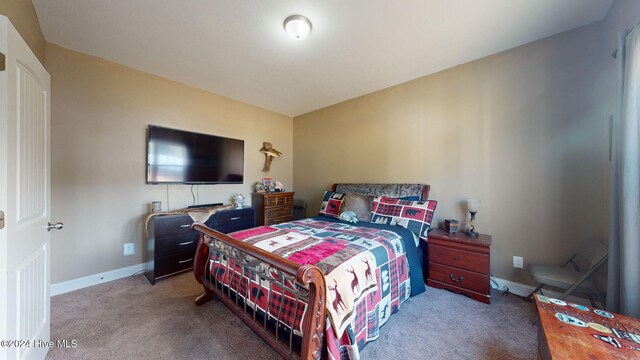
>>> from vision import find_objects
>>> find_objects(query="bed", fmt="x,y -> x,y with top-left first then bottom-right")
191,183 -> 436,360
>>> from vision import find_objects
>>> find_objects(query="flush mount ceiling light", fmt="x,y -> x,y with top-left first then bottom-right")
283,15 -> 312,40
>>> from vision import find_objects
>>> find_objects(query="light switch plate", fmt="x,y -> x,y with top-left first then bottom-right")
513,256 -> 524,269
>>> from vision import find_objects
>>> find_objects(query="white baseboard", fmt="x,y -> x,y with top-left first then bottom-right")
492,276 -> 590,306
51,263 -> 145,296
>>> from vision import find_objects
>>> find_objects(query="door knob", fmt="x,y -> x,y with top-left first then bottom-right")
47,222 -> 64,231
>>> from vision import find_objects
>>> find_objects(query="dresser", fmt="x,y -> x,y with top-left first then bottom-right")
145,206 -> 255,284
252,192 -> 294,226
425,229 -> 492,304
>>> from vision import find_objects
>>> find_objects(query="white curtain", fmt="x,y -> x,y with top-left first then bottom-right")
607,25 -> 640,318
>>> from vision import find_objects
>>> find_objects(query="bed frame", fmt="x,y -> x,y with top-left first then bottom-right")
192,183 -> 430,360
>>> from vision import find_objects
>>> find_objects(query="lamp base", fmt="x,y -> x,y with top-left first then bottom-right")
465,229 -> 479,237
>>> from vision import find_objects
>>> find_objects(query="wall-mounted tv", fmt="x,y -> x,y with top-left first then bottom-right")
146,125 -> 244,184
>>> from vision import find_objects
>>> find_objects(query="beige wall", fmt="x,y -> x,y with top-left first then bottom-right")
46,43 -> 293,283
0,0 -> 45,63
294,22 -> 610,285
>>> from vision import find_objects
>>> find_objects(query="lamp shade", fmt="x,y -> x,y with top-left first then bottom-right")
467,199 -> 480,213
284,15 -> 312,40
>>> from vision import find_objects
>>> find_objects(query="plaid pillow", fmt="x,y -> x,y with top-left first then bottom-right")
318,191 -> 347,218
370,196 -> 437,239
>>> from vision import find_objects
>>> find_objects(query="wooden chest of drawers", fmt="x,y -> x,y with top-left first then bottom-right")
252,192 -> 294,226
145,207 -> 255,284
425,229 -> 492,304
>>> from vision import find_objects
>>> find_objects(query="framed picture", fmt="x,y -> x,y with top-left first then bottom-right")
262,177 -> 273,192
254,182 -> 265,193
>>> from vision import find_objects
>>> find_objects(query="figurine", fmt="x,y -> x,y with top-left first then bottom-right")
232,193 -> 244,208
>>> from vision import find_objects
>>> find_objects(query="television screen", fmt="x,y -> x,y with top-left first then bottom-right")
146,125 -> 244,184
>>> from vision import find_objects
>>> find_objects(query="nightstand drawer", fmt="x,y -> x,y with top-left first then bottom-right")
429,262 -> 489,294
429,244 -> 489,274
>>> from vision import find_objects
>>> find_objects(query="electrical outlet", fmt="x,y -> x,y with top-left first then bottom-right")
513,256 -> 524,269
124,243 -> 135,256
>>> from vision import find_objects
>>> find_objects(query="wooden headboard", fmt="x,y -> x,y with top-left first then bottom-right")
330,183 -> 430,200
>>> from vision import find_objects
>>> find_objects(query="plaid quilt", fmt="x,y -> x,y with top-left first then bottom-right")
207,216 -> 424,360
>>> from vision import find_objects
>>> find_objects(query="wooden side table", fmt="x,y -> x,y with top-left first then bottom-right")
424,229 -> 492,304
535,294 -> 640,359
252,192 -> 294,226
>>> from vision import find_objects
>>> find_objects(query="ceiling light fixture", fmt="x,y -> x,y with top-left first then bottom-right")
283,15 -> 312,40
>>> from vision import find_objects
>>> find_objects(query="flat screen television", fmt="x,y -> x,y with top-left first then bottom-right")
146,125 -> 244,184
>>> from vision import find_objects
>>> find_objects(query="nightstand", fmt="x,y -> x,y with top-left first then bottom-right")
252,192 -> 294,226
425,228 -> 492,304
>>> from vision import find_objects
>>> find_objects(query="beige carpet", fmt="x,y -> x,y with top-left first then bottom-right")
47,272 -> 537,360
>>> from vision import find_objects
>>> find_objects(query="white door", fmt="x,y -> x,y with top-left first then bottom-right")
0,16 -> 53,360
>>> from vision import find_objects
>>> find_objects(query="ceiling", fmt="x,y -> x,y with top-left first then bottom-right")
32,0 -> 613,117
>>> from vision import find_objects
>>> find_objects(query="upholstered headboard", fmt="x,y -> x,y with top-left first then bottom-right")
331,183 -> 430,200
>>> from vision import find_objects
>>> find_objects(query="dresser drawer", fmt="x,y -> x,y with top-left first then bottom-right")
154,233 -> 199,258
429,262 -> 489,294
153,216 -> 193,238
266,214 -> 293,225
266,206 -> 293,219
154,253 -> 195,278
265,194 -> 294,207
429,243 -> 489,274
216,208 -> 253,225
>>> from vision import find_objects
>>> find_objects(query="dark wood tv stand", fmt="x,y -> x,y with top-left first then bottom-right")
145,206 -> 255,284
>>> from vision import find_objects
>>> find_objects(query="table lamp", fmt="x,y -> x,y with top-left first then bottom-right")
465,198 -> 480,237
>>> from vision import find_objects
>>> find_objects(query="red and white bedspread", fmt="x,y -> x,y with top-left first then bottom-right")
206,217 -> 423,360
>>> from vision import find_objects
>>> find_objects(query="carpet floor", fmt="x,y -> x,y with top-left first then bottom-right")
47,272 -> 537,359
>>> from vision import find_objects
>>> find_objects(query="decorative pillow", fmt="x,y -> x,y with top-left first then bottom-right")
318,191 -> 346,218
370,196 -> 438,239
340,192 -> 374,222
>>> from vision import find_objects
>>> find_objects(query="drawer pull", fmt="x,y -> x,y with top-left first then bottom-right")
229,217 -> 241,221
449,274 -> 464,283
180,224 -> 190,228
179,241 -> 194,246
178,258 -> 194,264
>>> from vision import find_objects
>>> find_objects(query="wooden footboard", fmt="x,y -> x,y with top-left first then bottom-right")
191,223 -> 326,360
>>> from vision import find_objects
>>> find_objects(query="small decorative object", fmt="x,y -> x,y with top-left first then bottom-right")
444,219 -> 459,233
151,201 -> 162,213
254,182 -> 265,193
275,181 -> 284,192
232,193 -> 244,208
465,198 -> 480,237
259,142 -> 283,172
262,177 -> 274,192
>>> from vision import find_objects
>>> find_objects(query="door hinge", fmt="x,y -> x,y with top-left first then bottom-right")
0,52 -> 5,71
0,211 -> 4,229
